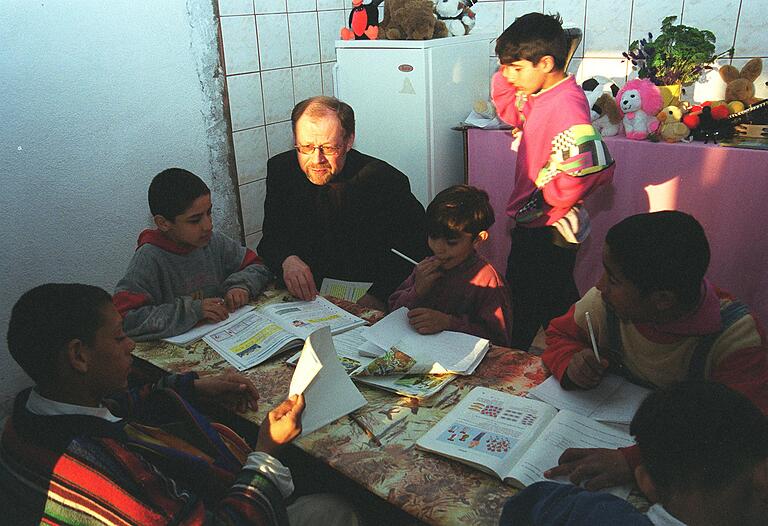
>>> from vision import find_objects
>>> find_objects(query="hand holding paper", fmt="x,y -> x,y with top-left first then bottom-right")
288,327 -> 367,436
255,394 -> 305,456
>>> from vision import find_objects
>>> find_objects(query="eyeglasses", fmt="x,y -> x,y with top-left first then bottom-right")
294,144 -> 344,156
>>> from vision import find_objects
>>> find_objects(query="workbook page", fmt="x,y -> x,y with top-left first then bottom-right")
528,375 -> 651,424
260,296 -> 366,339
507,409 -> 635,490
417,387 -> 558,479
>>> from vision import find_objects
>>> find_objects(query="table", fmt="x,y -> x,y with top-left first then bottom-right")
465,128 -> 768,325
132,287 -> 550,526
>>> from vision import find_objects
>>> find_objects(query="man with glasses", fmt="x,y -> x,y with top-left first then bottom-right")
258,96 -> 427,311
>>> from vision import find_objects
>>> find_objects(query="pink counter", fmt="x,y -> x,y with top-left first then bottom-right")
466,128 -> 768,324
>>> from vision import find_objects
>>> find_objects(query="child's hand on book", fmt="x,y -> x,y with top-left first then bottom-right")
202,297 -> 229,323
544,447 -> 632,491
565,348 -> 608,389
225,287 -> 250,311
408,308 -> 451,334
414,258 -> 444,297
255,394 -> 306,456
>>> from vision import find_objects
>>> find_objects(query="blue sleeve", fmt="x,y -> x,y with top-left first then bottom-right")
499,482 -> 652,526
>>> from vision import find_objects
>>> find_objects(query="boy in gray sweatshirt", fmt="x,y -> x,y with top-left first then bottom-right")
114,168 -> 272,341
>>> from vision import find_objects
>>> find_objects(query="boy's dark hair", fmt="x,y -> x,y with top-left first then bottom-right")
7,283 -> 113,385
631,381 -> 768,498
495,12 -> 568,70
148,168 -> 211,221
426,185 -> 494,239
292,96 -> 355,141
605,211 -> 710,308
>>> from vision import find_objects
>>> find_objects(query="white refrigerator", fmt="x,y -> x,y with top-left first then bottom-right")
334,34 -> 493,206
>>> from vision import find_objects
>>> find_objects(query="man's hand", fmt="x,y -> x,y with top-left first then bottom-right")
357,293 -> 386,312
201,297 -> 229,323
282,255 -> 317,301
544,447 -> 633,491
225,287 -> 250,311
194,370 -> 259,413
255,394 -> 305,456
408,308 -> 452,335
413,257 -> 444,297
565,348 -> 608,389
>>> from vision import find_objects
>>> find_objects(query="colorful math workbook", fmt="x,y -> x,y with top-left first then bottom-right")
416,387 -> 635,494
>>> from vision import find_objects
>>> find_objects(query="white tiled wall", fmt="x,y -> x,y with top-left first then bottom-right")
217,0 -> 768,247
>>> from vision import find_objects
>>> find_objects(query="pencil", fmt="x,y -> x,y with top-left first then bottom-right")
390,248 -> 419,265
585,311 -> 601,362
349,413 -> 383,447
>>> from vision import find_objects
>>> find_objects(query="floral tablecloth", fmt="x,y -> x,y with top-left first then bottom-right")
132,288 -> 550,525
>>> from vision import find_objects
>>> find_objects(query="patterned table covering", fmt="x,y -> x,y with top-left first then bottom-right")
132,288 -> 550,525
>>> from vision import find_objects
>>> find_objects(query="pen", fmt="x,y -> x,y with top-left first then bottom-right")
390,248 -> 419,266
585,311 -> 601,362
349,413 -> 383,447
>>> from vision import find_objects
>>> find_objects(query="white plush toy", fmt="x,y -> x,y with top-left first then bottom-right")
434,0 -> 476,37
615,78 -> 663,140
581,76 -> 622,136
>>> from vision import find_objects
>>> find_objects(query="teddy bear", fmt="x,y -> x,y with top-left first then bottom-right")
719,58 -> 763,107
379,0 -> 449,40
616,78 -> 663,140
434,0 -> 476,37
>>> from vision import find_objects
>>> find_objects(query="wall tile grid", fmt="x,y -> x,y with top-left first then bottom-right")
218,0 -> 768,247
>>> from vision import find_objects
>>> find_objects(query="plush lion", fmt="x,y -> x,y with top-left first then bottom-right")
616,78 -> 663,140
379,0 -> 449,40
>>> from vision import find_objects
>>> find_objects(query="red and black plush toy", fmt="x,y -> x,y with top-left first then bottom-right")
340,0 -> 385,40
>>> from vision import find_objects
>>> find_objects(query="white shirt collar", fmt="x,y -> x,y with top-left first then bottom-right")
26,388 -> 122,423
646,504 -> 687,526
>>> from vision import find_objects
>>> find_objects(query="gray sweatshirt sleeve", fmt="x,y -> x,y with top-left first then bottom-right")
121,296 -> 205,342
114,250 -> 205,342
216,234 -> 274,297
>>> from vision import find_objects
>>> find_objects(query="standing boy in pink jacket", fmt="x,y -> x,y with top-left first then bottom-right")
492,12 -> 614,350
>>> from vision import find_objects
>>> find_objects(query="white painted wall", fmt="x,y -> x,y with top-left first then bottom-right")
0,0 -> 238,415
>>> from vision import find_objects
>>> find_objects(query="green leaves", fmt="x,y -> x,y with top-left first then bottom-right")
625,16 -> 733,86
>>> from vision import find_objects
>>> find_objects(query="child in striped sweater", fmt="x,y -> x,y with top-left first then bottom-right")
0,283 -> 357,525
541,211 -> 768,491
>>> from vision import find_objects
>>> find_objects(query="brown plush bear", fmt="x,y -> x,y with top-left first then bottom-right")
379,0 -> 449,40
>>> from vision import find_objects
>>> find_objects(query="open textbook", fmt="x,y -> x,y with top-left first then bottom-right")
356,307 -> 490,376
202,297 -> 366,371
288,327 -> 367,436
528,374 -> 652,425
162,305 -> 256,346
416,387 -> 635,492
287,326 -> 457,399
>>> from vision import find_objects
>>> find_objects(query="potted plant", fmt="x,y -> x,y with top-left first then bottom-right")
623,16 -> 734,107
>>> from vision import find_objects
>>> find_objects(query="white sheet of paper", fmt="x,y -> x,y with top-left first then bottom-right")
289,326 -> 367,436
162,305 -> 255,345
358,341 -> 387,358
528,375 -> 651,424
289,341 -> 323,397
364,307 -> 489,375
365,307 -> 414,349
